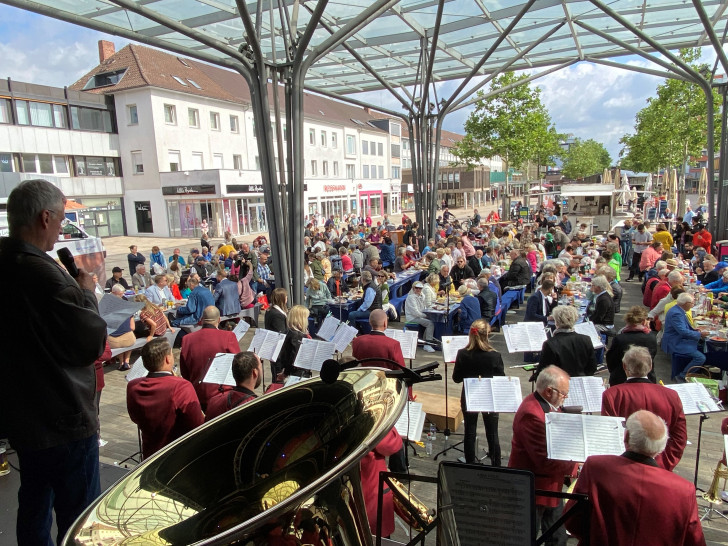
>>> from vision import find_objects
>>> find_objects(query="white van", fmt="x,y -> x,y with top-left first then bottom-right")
50,222 -> 107,284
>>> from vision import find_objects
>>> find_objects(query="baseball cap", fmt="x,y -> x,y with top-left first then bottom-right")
406,245 -> 415,252
112,266 -> 123,273
716,261 -> 728,270
413,281 -> 424,288
191,248 -> 199,254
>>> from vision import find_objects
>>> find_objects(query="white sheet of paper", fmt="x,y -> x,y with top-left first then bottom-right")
567,377 -> 605,413
503,322 -> 548,353
546,413 -> 625,462
248,330 -> 287,361
317,316 -> 341,341
284,375 -> 303,387
232,320 -> 250,341
248,328 -> 268,353
125,359 -> 148,382
463,377 -> 523,413
332,324 -> 358,354
202,353 -> 236,386
384,329 -> 419,360
441,335 -> 470,363
666,383 -> 721,414
394,401 -> 426,441
293,338 -> 336,371
573,322 -> 605,349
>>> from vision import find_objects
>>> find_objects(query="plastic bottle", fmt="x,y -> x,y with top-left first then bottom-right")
425,433 -> 433,456
429,423 -> 436,441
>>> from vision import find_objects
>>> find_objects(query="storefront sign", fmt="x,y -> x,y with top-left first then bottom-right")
162,184 -> 216,196
227,184 -> 264,193
323,184 -> 347,193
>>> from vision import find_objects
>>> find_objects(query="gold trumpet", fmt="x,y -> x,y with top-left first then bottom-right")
703,461 -> 728,504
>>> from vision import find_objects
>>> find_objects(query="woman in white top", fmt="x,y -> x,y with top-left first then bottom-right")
423,273 -> 439,308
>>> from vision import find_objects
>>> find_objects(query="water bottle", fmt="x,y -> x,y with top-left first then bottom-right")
425,433 -> 433,456
429,423 -> 436,441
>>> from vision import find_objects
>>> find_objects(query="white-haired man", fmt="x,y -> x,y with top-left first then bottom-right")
662,293 -> 709,381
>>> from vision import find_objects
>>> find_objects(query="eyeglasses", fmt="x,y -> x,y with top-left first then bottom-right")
47,209 -> 70,227
550,387 -> 569,398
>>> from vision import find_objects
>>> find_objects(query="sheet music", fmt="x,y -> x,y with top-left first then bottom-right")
284,375 -> 303,387
573,322 -> 605,349
202,353 -> 236,386
394,401 -> 426,441
232,320 -> 250,341
293,338 -> 336,371
248,329 -> 287,361
248,328 -> 268,353
666,383 -> 722,414
98,294 -> 144,332
567,377 -> 605,413
441,335 -> 470,363
384,329 -> 419,360
125,359 -> 148,382
317,316 -> 341,341
546,413 -> 625,462
464,377 -> 523,413
502,322 -> 548,353
331,324 -> 358,353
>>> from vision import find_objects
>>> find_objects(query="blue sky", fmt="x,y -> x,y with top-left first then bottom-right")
0,4 -> 711,163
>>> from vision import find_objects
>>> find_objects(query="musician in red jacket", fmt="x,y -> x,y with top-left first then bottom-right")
352,309 -> 406,371
205,352 -> 262,421
126,338 -> 204,459
509,366 -> 578,546
601,346 -> 687,471
360,428 -> 402,538
180,306 -> 240,410
565,410 -> 705,546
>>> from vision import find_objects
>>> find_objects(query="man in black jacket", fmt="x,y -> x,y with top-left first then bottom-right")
451,256 -> 475,288
0,179 -> 108,545
499,249 -> 532,290
476,277 -> 498,323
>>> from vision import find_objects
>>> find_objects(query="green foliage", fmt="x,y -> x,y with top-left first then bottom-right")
561,139 -> 611,179
620,48 -> 721,173
453,72 -> 560,175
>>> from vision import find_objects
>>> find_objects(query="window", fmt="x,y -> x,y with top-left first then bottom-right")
172,76 -> 188,86
188,79 -> 202,89
362,165 -> 369,178
378,165 -> 384,178
54,156 -> 69,174
0,153 -> 14,173
188,108 -> 199,128
309,128 -> 316,145
392,166 -> 401,179
191,152 -> 203,170
70,106 -> 113,132
230,115 -> 239,133
362,140 -> 369,155
164,104 -> 176,124
233,154 -> 243,170
321,130 -> 327,147
391,143 -> 400,158
14,100 -> 68,128
127,104 -> 138,125
331,133 -> 338,148
213,153 -> 223,169
378,142 -> 383,156
346,164 -> 355,178
346,135 -> 356,155
22,154 -> 37,173
168,150 -> 181,172
403,140 -> 409,150
371,165 -> 377,178
0,98 -> 11,124
38,154 -> 53,174
131,151 -> 143,174
333,161 -> 339,176
322,161 -> 329,176
82,69 -> 126,90
390,123 -> 401,137
73,156 -> 118,176
210,111 -> 220,130
311,160 -> 318,176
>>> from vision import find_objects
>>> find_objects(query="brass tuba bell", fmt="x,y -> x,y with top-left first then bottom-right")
702,461 -> 728,504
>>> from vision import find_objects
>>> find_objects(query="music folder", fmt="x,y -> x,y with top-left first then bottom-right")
502,322 -> 548,353
546,413 -> 625,462
384,329 -> 419,360
463,377 -> 523,413
394,401 -> 426,441
293,338 -> 336,371
567,376 -> 606,413
665,383 -> 722,414
441,335 -> 470,363
202,353 -> 236,386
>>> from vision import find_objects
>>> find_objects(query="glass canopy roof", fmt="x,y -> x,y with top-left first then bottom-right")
4,0 -> 728,98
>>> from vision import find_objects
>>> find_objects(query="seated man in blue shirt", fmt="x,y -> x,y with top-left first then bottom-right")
347,271 -> 382,328
173,275 -> 215,326
662,292 -> 709,381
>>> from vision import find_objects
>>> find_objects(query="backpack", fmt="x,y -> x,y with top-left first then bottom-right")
330,255 -> 343,272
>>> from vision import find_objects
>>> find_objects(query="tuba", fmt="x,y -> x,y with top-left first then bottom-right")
64,369 -> 407,545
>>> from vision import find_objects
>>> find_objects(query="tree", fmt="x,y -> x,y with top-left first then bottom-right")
620,48 -> 720,174
453,72 -> 558,182
561,138 -> 611,179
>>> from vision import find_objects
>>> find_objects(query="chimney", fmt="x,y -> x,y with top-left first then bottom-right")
98,40 -> 115,63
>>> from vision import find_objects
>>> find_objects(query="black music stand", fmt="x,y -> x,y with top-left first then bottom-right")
433,359 -> 464,461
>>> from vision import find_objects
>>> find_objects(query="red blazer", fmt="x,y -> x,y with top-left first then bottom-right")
126,372 -> 204,459
180,325 -> 240,409
565,454 -> 705,546
650,279 -> 671,309
352,331 -> 412,399
205,387 -> 257,422
601,379 -> 687,471
360,428 -> 402,537
508,392 -> 578,507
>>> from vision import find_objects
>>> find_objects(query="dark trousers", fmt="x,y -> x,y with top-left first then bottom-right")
629,253 -> 642,280
536,502 -> 568,546
463,411 -> 501,466
16,434 -> 100,546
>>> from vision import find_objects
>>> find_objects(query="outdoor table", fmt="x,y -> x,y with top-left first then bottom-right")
388,269 -> 426,300
424,303 -> 460,340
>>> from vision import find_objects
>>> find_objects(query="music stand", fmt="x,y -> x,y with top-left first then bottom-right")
433,360 -> 464,461
116,427 -> 143,468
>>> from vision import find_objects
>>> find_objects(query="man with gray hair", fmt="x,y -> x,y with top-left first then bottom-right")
601,346 -> 687,471
404,281 -> 437,351
510,365 -> 578,545
662,292 -> 709,381
214,268 -> 241,317
347,270 -> 382,328
132,263 -> 153,290
0,179 -> 108,544
475,277 -> 497,323
566,410 -> 704,545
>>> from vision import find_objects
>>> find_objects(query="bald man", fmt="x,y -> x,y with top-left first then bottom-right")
351,309 -> 406,372
565,410 -> 704,546
180,306 -> 240,410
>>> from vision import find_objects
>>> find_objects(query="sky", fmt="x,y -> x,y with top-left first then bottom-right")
0,4 -> 716,163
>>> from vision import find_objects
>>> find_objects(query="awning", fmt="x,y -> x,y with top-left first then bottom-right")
560,186 -> 614,198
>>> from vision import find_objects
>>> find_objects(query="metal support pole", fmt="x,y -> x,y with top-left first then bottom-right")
717,86 -> 728,242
